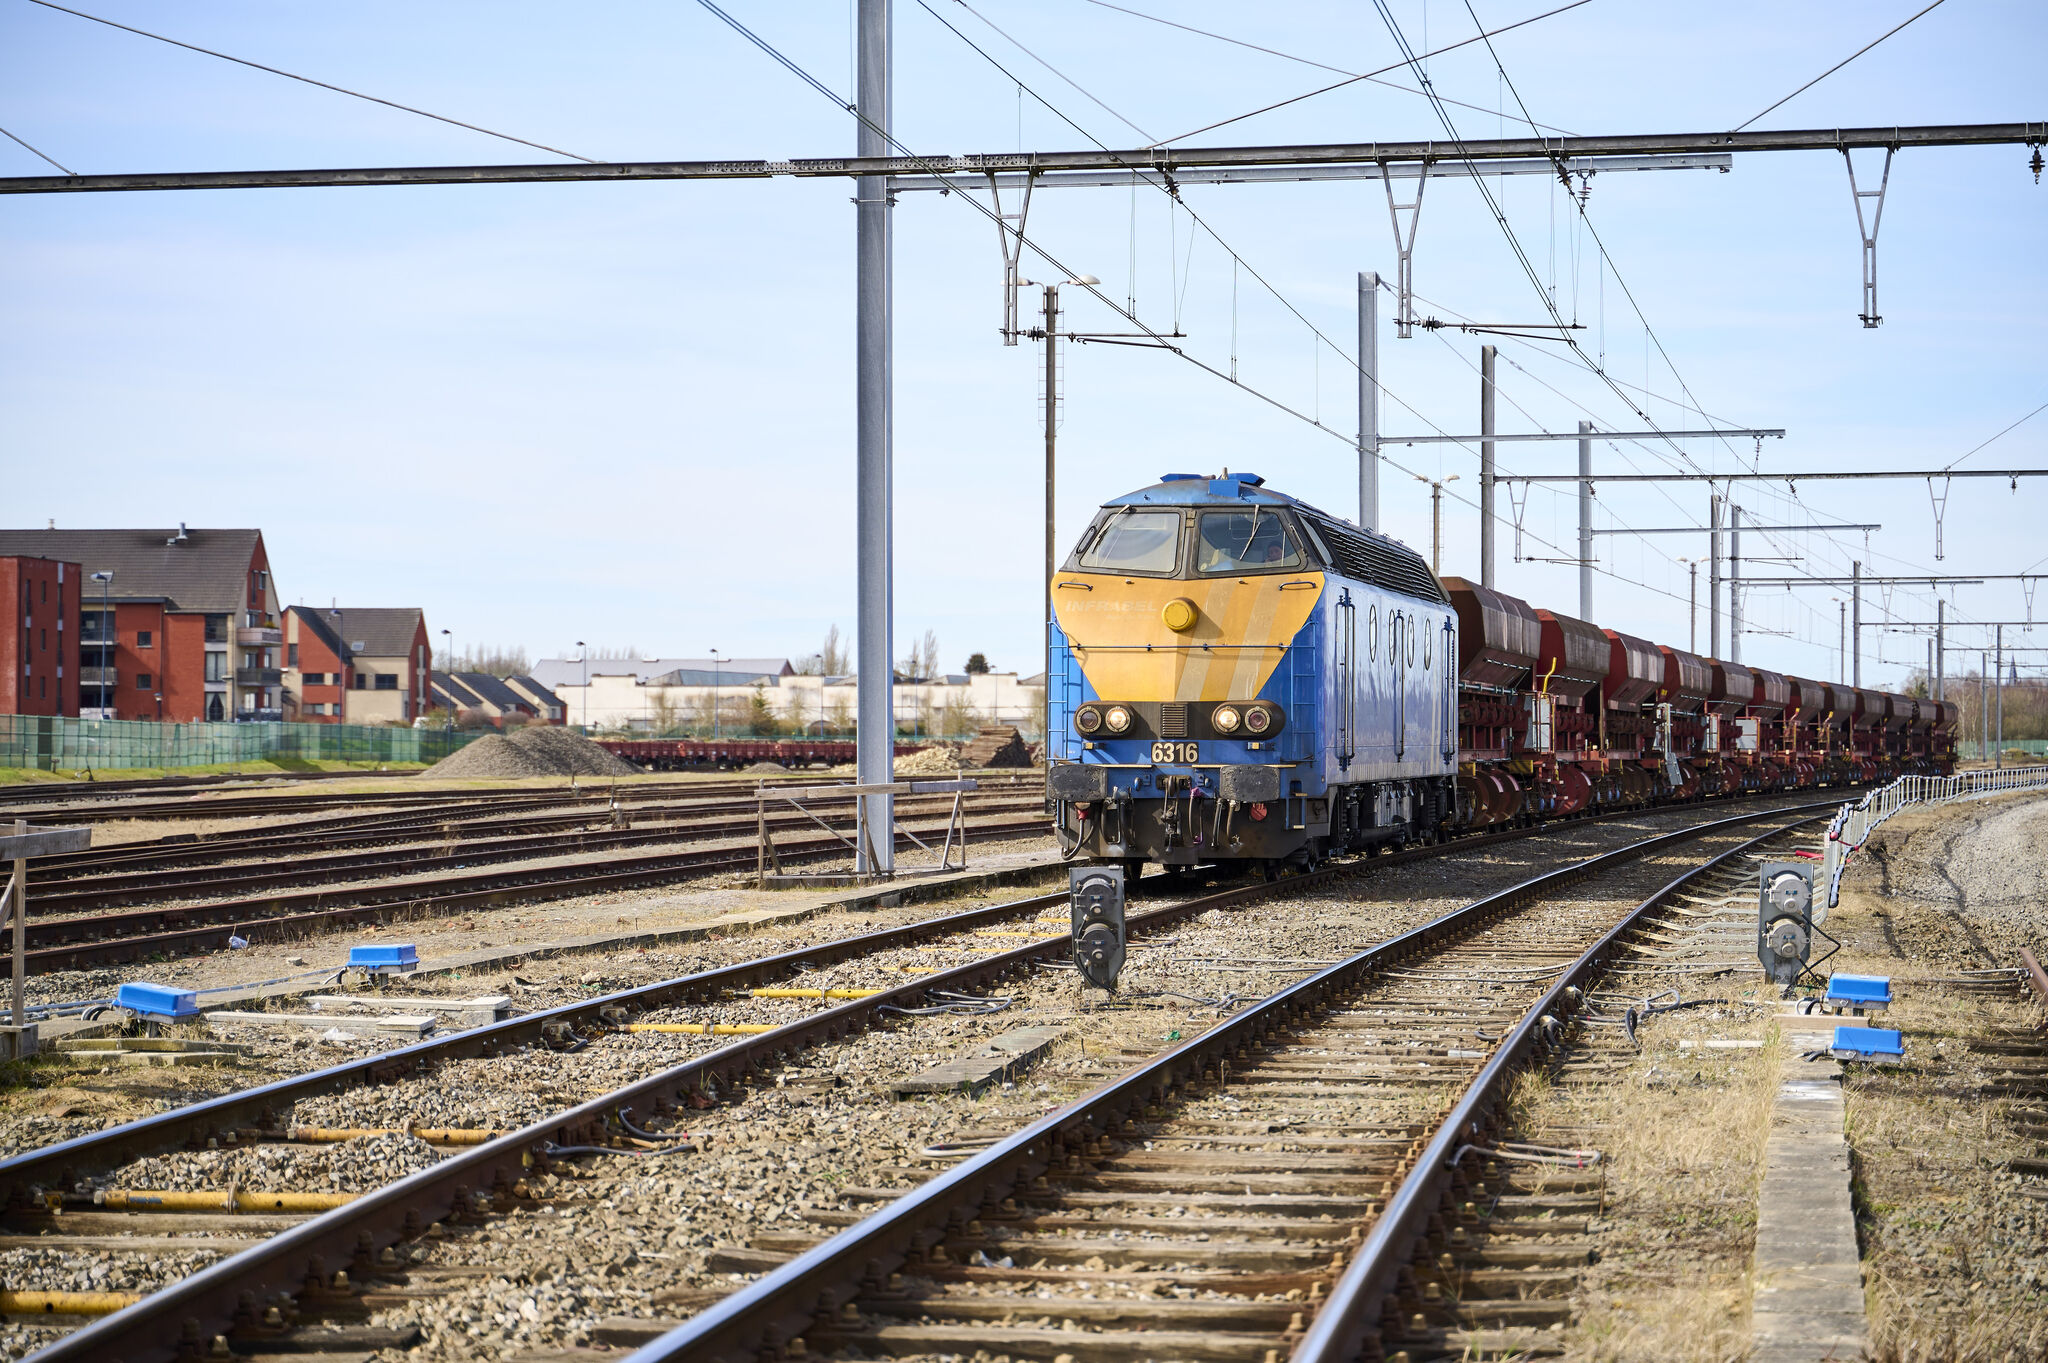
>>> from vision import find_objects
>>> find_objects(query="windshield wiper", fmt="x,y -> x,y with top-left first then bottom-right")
1235,505 -> 1263,563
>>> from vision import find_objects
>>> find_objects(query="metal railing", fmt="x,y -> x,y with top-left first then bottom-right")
0,715 -> 485,771
1822,764 -> 2048,907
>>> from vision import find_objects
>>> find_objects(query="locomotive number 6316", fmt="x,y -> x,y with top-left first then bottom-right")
1149,741 -> 1199,764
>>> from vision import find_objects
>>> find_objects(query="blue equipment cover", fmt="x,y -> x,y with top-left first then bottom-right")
347,943 -> 420,970
116,982 -> 197,1020
1825,973 -> 1893,1008
1830,1025 -> 1904,1058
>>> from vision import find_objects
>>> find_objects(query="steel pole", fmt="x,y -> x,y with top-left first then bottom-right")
1043,283 -> 1059,693
10,820 -> 23,1030
1839,603 -> 1847,683
855,0 -> 894,874
1430,483 -> 1443,573
1730,504 -> 1743,665
1851,560 -> 1862,688
1688,562 -> 1697,653
1574,420 -> 1595,618
1479,345 -> 1496,588
1358,272 -> 1380,531
1996,623 -> 2005,768
1708,491 -> 1722,657
1935,599 -> 1944,699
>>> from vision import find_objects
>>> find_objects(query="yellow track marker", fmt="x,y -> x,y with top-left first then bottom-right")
749,987 -> 883,1000
0,1291 -> 143,1317
95,1190 -> 357,1212
290,1127 -> 500,1146
622,1023 -> 778,1035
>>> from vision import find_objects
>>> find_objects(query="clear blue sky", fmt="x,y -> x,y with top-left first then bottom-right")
3,1 -> 2042,687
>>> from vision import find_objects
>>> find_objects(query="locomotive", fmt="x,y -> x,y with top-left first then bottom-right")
1045,472 -> 1955,984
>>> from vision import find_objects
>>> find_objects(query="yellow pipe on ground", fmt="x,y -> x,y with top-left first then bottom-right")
748,988 -> 882,1000
96,1190 -> 357,1212
290,1127 -> 500,1146
622,1023 -> 778,1035
0,1290 -> 143,1316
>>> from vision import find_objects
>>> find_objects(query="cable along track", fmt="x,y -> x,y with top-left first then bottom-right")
621,804 -> 1831,1363
4,798 -> 1824,1361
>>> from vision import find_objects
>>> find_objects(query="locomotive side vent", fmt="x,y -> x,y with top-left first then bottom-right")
1158,703 -> 1188,738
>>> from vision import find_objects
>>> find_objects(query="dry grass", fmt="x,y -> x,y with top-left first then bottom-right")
1510,999 -> 1784,1362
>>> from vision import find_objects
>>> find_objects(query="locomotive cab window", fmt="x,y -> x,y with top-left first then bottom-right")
1076,509 -> 1182,575
1196,509 -> 1301,574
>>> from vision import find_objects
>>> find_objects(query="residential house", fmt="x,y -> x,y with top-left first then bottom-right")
430,671 -> 559,726
282,607 -> 431,724
0,527 -> 280,722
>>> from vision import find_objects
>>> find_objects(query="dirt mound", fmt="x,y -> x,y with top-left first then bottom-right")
893,745 -> 964,776
743,761 -> 791,774
425,726 -> 639,779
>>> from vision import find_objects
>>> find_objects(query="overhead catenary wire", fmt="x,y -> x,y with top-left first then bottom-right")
0,123 -> 73,175
1139,0 -> 1593,148
1077,0 -> 1582,138
695,0 -> 1703,613
27,0 -> 601,164
1732,0 -> 1950,133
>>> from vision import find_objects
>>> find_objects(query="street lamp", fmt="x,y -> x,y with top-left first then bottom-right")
88,570 -> 113,717
708,648 -> 725,741
1412,474 -> 1459,574
577,641 -> 588,732
1676,559 -> 1699,654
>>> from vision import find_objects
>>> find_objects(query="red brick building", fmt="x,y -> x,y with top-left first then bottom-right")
1,555 -> 82,716
0,528 -> 281,723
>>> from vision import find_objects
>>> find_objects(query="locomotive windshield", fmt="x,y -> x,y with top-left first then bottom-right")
1196,509 -> 1301,573
1077,509 -> 1182,573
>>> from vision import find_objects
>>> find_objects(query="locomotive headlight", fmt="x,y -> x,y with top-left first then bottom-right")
1244,703 -> 1280,735
1211,705 -> 1242,734
1075,705 -> 1103,735
1103,705 -> 1133,734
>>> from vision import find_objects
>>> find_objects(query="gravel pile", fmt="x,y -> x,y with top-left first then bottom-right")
107,1131 -> 445,1194
425,727 -> 638,780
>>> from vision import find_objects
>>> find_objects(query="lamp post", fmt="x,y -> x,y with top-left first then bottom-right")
88,571 -> 113,717
1412,473 -> 1459,574
1676,559 -> 1699,653
576,641 -> 588,733
708,649 -> 725,741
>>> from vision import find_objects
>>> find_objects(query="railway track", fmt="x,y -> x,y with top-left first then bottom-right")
0,798 -> 1828,1361
27,793 -> 1044,914
623,805 -> 1830,1363
20,809 -> 1053,973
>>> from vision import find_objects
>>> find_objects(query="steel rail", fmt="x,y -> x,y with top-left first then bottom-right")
2021,947 -> 2048,1007
21,816 -> 1052,972
1,792 -> 1789,1202
1293,814 -> 1825,1363
30,794 -> 1040,909
0,123 -> 2038,195
616,801 -> 1833,1363
13,799 -> 1822,1360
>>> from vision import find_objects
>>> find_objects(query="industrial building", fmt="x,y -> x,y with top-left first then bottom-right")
536,655 -> 1043,735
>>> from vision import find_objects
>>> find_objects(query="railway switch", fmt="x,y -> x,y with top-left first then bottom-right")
1756,861 -> 1817,990
1069,865 -> 1126,990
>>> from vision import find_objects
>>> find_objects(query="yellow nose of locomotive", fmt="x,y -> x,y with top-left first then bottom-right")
1161,597 -> 1198,633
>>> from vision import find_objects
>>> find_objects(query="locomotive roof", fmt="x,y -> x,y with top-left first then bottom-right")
1104,472 -> 1446,604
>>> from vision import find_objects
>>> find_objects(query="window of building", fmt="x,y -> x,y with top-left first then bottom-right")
137,630 -> 153,648
207,696 -> 224,721
288,644 -> 298,668
375,674 -> 398,691
353,675 -> 366,690
39,676 -> 46,699
40,581 -> 47,604
40,628 -> 47,651
205,653 -> 227,683
204,615 -> 228,643
136,673 -> 153,689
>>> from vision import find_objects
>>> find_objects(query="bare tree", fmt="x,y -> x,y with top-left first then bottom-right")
449,644 -> 531,678
899,629 -> 940,681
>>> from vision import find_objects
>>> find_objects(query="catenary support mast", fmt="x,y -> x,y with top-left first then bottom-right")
855,0 -> 893,873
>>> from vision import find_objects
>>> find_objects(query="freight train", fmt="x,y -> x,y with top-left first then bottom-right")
1045,472 -> 1954,969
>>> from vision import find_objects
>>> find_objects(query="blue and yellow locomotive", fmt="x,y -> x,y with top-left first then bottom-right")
1046,471 -> 1458,885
